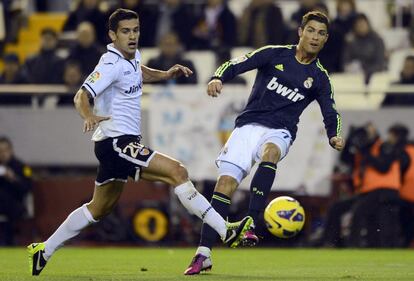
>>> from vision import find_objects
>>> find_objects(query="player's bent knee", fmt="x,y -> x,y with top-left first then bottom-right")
262,143 -> 281,163
215,175 -> 238,196
169,162 -> 189,186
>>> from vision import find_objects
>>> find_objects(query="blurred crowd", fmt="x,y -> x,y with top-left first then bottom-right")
0,136 -> 33,245
0,0 -> 414,93
313,122 -> 414,248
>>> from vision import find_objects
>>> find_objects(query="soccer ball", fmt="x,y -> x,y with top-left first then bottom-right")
264,196 -> 305,239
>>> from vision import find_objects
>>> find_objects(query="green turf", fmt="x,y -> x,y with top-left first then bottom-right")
0,247 -> 413,281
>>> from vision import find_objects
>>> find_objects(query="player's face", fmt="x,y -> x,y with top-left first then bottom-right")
109,18 -> 140,59
298,20 -> 328,55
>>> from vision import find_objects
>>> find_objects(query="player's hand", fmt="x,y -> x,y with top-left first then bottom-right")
207,79 -> 223,97
83,115 -> 111,133
166,64 -> 193,79
330,136 -> 345,151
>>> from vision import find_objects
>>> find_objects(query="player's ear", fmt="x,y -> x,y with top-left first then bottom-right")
108,30 -> 116,42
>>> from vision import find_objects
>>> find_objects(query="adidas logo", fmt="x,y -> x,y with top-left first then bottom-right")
275,64 -> 284,71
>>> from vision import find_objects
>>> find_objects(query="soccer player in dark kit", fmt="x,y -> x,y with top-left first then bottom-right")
185,11 -> 345,275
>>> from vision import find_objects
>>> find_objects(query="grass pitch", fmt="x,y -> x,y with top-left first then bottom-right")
0,247 -> 413,281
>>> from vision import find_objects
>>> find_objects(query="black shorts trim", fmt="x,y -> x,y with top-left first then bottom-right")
94,135 -> 156,185
95,178 -> 128,186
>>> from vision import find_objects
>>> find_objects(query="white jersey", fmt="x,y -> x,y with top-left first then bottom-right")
82,44 -> 143,141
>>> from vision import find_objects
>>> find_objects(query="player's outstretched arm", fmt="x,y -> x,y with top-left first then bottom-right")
207,79 -> 223,97
329,136 -> 345,151
166,64 -> 193,79
141,64 -> 193,83
73,88 -> 110,133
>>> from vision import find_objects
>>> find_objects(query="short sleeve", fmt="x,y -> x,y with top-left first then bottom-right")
82,60 -> 118,97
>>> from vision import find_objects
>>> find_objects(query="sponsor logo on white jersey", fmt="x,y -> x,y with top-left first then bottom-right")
125,84 -> 141,94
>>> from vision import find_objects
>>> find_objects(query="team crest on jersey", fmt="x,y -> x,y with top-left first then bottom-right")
303,77 -> 313,89
230,55 -> 248,64
87,71 -> 100,83
139,148 -> 150,156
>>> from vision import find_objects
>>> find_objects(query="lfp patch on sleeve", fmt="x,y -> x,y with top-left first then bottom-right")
230,55 -> 248,65
87,71 -> 101,83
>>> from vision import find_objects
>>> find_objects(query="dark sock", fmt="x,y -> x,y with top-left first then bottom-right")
248,162 -> 277,225
199,192 -> 231,249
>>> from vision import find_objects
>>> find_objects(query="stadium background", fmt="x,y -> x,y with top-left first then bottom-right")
0,0 -> 413,248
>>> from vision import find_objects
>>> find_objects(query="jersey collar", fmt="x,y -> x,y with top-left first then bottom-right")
107,44 -> 124,57
107,44 -> 138,61
107,44 -> 139,71
294,45 -> 317,65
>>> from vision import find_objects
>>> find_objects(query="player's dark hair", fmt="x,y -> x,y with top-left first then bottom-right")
108,8 -> 139,32
301,11 -> 330,32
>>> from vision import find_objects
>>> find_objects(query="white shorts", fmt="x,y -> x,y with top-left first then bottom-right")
216,124 -> 292,176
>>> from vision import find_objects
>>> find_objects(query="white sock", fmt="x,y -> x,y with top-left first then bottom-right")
44,204 -> 97,259
174,181 -> 227,239
196,246 -> 211,258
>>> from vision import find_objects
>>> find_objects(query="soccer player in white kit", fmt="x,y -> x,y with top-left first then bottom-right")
27,9 -> 252,276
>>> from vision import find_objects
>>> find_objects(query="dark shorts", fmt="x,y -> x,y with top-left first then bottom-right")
94,135 -> 156,186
